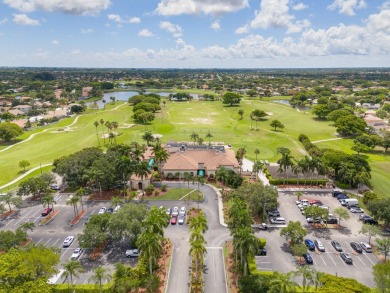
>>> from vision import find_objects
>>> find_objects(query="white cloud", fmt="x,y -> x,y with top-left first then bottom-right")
0,18 -> 8,25
156,0 -> 249,16
292,2 -> 307,11
249,0 -> 310,34
160,21 -> 183,37
130,17 -> 140,23
4,0 -> 111,15
211,21 -> 221,31
367,9 -> 390,33
52,39 -> 59,45
138,29 -> 153,37
107,14 -> 121,23
81,28 -> 94,34
12,13 -> 40,26
328,0 -> 366,16
235,25 -> 249,34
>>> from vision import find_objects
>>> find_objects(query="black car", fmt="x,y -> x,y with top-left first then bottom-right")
257,248 -> 267,256
323,218 -> 338,224
331,240 -> 343,252
340,252 -> 353,264
303,253 -> 313,264
350,242 -> 363,253
333,190 -> 344,197
337,194 -> 349,200
106,207 -> 114,213
363,218 -> 378,225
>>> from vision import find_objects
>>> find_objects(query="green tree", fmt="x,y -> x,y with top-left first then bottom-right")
246,89 -> 258,97
238,109 -> 244,120
66,195 -> 80,217
62,260 -> 84,291
143,206 -> 169,237
190,132 -> 199,145
93,121 -> 100,145
205,130 -> 213,146
18,160 -> 30,172
1,193 -> 22,212
280,221 -> 307,245
254,149 -> 260,160
372,260 -> 390,293
376,238 -> 390,261
381,132 -> 390,152
90,266 -> 112,293
270,119 -> 285,131
222,92 -> 242,106
111,196 -> 123,208
294,265 -> 314,292
333,207 -> 350,227
41,194 -> 56,211
215,167 -> 229,192
189,211 -> 208,233
269,272 -> 298,293
142,131 -> 154,146
367,198 -> 390,224
292,243 -> 309,263
100,119 -> 105,144
0,122 -> 24,141
235,146 -> 246,174
189,236 -> 207,281
335,115 -> 367,137
359,224 -> 381,245
136,230 -> 163,275
277,147 -> 295,180
312,104 -> 331,119
233,226 -> 258,276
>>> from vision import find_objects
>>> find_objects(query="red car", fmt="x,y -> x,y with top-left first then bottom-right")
41,208 -> 53,217
170,215 -> 178,225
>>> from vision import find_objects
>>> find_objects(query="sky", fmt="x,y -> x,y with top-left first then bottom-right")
0,0 -> 390,68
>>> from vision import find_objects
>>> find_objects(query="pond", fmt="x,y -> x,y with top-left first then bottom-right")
87,91 -> 202,109
272,99 -> 311,111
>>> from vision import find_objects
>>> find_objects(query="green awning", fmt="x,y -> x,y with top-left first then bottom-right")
198,170 -> 205,177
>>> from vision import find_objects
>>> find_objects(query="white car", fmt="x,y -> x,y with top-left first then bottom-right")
360,242 -> 372,253
113,206 -> 121,213
125,249 -> 139,257
98,207 -> 106,214
63,236 -> 75,248
178,215 -> 185,225
172,206 -> 179,216
70,248 -> 83,259
314,239 -> 325,252
179,206 -> 186,216
350,207 -> 364,213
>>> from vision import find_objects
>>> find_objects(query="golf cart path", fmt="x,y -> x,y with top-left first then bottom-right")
0,102 -> 127,154
312,137 -> 344,143
0,163 -> 53,190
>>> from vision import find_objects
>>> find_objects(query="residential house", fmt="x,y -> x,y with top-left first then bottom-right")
8,109 -> 24,116
13,105 -> 32,114
81,87 -> 93,99
364,115 -> 389,133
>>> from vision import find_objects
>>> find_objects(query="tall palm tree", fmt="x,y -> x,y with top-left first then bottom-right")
277,147 -> 295,182
41,194 -> 56,211
66,196 -> 80,217
87,168 -> 104,196
254,149 -> 260,161
100,119 -> 105,144
142,131 -> 155,146
252,160 -> 263,181
205,130 -> 213,146
311,269 -> 324,292
238,109 -> 244,119
215,167 -> 228,192
269,272 -> 298,293
94,121 -> 100,145
136,230 -> 163,275
154,147 -> 169,176
62,260 -> 84,291
294,265 -> 314,292
135,161 -> 151,194
235,147 -> 246,174
233,226 -> 258,276
190,132 -> 199,145
190,238 -> 207,282
90,266 -> 112,293
75,187 -> 85,211
130,142 -> 145,162
143,206 -> 168,236
189,211 -> 208,233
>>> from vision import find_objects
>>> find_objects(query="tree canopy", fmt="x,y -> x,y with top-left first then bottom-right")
0,122 -> 24,141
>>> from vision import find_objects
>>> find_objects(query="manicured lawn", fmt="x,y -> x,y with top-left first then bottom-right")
146,188 -> 197,201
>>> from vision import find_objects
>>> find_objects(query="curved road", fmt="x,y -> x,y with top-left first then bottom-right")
152,182 -> 230,293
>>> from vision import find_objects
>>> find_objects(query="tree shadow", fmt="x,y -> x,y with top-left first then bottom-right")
0,139 -> 24,146
311,228 -> 333,240
335,226 -> 352,236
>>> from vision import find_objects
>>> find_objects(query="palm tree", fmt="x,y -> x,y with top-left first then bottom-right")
135,161 -> 151,195
111,196 -> 123,208
269,272 -> 298,293
143,206 -> 168,236
238,109 -> 244,120
130,142 -> 145,162
75,187 -> 86,211
66,196 -> 80,217
100,119 -> 105,144
205,130 -> 213,146
311,269 -> 324,292
90,266 -> 112,293
93,121 -> 100,145
252,160 -> 263,181
235,147 -> 246,174
190,238 -> 207,282
87,168 -> 104,196
294,265 -> 314,292
190,132 -> 199,145
233,226 -> 258,276
277,147 -> 295,182
254,149 -> 260,161
62,260 -> 84,291
215,167 -> 228,192
154,147 -> 169,176
142,131 -> 155,146
136,230 -> 163,275
189,211 -> 208,233
41,194 -> 56,211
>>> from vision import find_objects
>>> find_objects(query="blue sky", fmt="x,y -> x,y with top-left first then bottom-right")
0,0 -> 390,68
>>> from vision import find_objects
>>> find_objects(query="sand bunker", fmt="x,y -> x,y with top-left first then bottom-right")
51,127 -> 77,133
190,118 -> 213,124
152,134 -> 163,139
119,123 -> 135,129
266,112 -> 274,116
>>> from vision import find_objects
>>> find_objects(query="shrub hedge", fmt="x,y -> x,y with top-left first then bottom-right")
52,283 -> 114,292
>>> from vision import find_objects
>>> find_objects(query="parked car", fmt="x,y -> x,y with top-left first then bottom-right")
113,205 -> 121,213
363,218 -> 378,225
333,189 -> 344,197
303,253 -> 313,264
331,240 -> 343,252
106,207 -> 114,213
359,214 -> 371,221
170,215 -> 178,225
165,208 -> 172,216
337,194 -> 349,201
270,217 -> 285,224
257,248 -> 267,256
258,223 -> 268,230
63,236 -> 75,247
340,252 -> 353,264
350,242 -> 363,253
50,184 -> 60,190
323,217 -> 338,224
41,207 -> 53,217
268,210 -> 280,217
360,242 -> 372,253
179,206 -> 186,216
306,217 -> 321,224
125,249 -> 139,257
172,207 -> 179,216
304,239 -> 315,251
314,239 -> 325,252
178,215 -> 185,225
98,207 -> 106,214
350,207 -> 364,213
70,248 -> 83,260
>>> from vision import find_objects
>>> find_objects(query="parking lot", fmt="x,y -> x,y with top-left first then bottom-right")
255,190 -> 380,287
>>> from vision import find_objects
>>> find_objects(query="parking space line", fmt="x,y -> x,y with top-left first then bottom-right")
32,209 -> 42,217
363,253 -> 376,265
61,247 -> 71,260
53,238 -> 61,247
325,253 -> 337,266
36,238 -> 43,245
356,255 -> 366,266
4,219 -> 14,227
44,238 -> 52,246
318,254 -> 327,266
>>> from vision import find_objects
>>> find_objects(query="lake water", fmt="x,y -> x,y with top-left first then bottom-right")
87,91 -> 201,108
272,99 -> 311,111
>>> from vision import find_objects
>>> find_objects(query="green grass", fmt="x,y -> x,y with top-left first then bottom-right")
146,188 -> 197,201
0,97 -> 388,199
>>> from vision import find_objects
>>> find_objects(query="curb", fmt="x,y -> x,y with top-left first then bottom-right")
165,241 -> 175,293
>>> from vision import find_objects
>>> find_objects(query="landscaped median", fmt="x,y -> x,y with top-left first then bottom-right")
39,210 -> 60,225
70,209 -> 88,226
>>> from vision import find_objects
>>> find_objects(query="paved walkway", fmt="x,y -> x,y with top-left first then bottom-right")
242,158 -> 270,186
